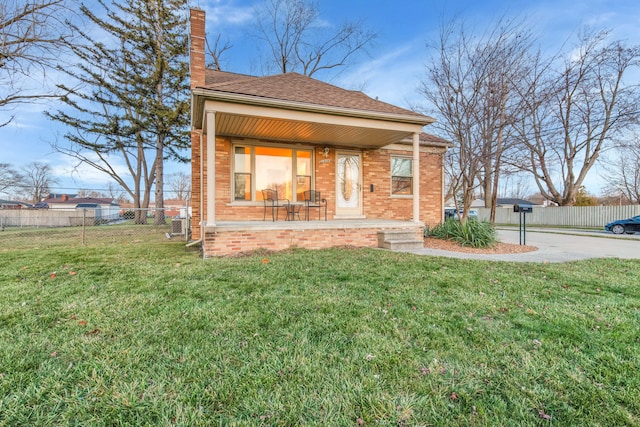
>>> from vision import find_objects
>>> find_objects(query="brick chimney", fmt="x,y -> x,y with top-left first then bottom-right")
189,8 -> 206,89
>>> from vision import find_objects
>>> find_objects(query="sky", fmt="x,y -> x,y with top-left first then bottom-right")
2,0 -> 640,200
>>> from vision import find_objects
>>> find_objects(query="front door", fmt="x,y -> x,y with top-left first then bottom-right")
335,151 -> 363,218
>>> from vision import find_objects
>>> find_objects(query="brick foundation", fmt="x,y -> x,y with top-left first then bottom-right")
202,224 -> 423,257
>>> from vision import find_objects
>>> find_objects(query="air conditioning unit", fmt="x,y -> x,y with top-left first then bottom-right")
171,218 -> 184,235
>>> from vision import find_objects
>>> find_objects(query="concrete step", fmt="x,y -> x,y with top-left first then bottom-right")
377,229 -> 424,250
379,239 -> 425,250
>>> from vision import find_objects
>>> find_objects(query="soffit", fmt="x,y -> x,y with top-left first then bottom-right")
214,112 -> 416,148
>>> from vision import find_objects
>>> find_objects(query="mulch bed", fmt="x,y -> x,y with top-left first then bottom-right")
424,238 -> 537,254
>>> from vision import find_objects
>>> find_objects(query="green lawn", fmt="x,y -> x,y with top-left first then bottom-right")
1,227 -> 639,426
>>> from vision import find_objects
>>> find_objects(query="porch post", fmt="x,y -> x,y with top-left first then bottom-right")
412,132 -> 420,223
205,110 -> 216,226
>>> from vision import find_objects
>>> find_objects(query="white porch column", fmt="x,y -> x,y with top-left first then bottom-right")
412,132 -> 420,223
205,110 -> 216,226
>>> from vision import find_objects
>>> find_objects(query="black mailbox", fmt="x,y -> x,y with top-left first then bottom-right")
514,204 -> 533,213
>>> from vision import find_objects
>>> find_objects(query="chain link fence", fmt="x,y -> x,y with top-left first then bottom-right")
1,208 -> 191,250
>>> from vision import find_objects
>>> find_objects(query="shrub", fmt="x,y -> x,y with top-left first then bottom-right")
427,218 -> 497,248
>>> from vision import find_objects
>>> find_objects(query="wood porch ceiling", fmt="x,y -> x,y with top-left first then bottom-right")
215,112 -> 415,148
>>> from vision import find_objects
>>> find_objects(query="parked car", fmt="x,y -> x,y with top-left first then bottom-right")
605,215 -> 640,234
444,208 -> 478,220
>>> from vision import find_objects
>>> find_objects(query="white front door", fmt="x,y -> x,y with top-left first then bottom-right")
335,151 -> 363,218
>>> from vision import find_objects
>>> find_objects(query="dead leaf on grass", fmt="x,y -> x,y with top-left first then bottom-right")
77,320 -> 87,326
538,409 -> 552,420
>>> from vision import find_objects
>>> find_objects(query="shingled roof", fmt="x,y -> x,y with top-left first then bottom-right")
200,70 -> 429,120
419,133 -> 451,146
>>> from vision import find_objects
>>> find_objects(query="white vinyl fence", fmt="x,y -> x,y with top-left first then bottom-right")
476,205 -> 640,228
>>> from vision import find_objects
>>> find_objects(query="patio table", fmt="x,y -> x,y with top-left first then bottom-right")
285,203 -> 302,221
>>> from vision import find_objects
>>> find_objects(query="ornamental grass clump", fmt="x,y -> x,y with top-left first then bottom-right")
427,218 -> 497,248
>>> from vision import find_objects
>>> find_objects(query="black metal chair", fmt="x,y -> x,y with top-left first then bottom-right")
303,190 -> 327,221
261,188 -> 289,221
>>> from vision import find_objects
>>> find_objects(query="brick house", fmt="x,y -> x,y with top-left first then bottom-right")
189,9 -> 448,257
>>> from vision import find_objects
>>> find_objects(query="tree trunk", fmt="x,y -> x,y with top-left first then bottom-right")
154,134 -> 166,225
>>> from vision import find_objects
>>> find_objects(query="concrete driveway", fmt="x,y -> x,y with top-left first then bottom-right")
406,228 -> 640,263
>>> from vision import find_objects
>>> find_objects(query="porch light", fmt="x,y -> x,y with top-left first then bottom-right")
322,146 -> 330,158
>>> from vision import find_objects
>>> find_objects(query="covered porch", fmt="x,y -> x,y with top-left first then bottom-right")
202,219 -> 424,257
189,10 -> 444,258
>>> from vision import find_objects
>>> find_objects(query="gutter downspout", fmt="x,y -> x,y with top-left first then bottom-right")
412,132 -> 420,223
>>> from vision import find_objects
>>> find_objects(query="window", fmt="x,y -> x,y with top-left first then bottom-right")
232,144 -> 313,202
391,157 -> 412,195
234,147 -> 251,200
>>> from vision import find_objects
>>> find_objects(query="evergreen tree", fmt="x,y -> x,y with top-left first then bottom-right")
47,0 -> 189,224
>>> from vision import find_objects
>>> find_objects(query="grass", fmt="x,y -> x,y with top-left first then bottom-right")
1,227 -> 640,425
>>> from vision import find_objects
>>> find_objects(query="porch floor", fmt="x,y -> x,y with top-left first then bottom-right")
205,219 -> 423,231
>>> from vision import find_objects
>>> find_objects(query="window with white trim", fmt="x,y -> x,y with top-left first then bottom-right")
391,157 -> 413,195
233,144 -> 312,202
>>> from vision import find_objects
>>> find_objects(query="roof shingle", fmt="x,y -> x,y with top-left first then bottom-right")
201,70 -> 428,119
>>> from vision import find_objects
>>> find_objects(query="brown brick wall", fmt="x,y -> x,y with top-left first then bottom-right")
203,225 -> 423,257
419,149 -> 445,227
193,141 -> 445,226
190,131 -> 201,238
362,147 -> 444,226
189,9 -> 206,90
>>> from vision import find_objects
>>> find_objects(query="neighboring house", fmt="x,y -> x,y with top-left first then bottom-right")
189,9 -> 449,257
495,198 -> 539,209
162,199 -> 190,218
39,195 -> 120,220
444,198 -> 486,209
0,199 -> 32,209
446,198 -> 541,210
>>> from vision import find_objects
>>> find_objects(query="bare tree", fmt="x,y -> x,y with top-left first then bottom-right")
166,171 -> 190,201
206,34 -> 232,70
514,30 -> 640,206
106,182 -> 128,203
442,149 -> 461,205
497,170 -> 532,200
602,135 -> 640,204
420,17 -> 531,221
22,161 -> 57,203
0,163 -> 24,196
77,189 -> 105,198
254,0 -> 376,78
0,0 -> 70,127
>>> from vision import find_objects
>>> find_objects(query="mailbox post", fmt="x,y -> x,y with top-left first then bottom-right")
513,204 -> 533,245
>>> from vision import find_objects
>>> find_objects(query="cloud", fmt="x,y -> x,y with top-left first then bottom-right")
49,151 -> 132,190
204,1 -> 255,27
336,41 -> 425,109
